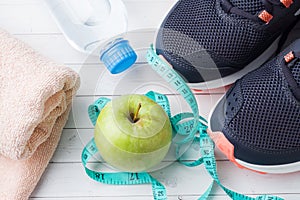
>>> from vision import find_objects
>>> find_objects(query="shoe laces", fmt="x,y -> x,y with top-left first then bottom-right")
284,50 -> 300,67
221,0 -> 294,24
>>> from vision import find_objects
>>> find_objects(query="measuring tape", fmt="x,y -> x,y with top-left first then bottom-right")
81,44 -> 284,200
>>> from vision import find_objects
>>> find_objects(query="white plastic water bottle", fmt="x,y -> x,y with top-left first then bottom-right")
44,0 -> 137,74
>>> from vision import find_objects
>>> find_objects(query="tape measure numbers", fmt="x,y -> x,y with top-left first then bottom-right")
81,44 -> 283,200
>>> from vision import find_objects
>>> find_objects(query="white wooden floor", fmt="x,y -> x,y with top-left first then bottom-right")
1,0 -> 300,199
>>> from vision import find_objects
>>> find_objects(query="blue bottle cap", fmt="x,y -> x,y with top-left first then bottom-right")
100,39 -> 137,74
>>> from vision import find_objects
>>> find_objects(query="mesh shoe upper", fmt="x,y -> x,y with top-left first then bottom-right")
292,62 -> 300,85
156,0 -> 300,83
210,39 -> 300,165
230,0 -> 264,15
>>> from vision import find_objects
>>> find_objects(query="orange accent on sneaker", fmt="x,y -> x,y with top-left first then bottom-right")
207,130 -> 236,162
207,129 -> 267,174
281,0 -> 293,8
284,51 -> 295,63
192,89 -> 203,93
192,85 -> 232,94
258,10 -> 273,24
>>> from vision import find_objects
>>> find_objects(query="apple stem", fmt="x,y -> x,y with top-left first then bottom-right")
133,103 -> 142,123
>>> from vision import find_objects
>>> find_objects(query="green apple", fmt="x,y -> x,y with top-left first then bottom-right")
94,94 -> 172,172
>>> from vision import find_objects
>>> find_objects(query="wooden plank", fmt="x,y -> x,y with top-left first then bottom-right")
30,161 -> 300,198
30,197 -> 217,200
0,0 -> 38,4
31,162 -> 211,197
68,63 -> 228,96
0,4 -> 59,33
29,194 -> 300,200
0,0 -> 176,34
51,128 -> 227,163
65,94 -> 223,129
12,26 -> 300,66
13,31 -> 157,64
0,0 -> 176,5
13,32 -> 161,66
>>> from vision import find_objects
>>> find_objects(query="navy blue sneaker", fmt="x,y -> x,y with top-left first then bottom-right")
209,39 -> 300,174
155,0 -> 300,89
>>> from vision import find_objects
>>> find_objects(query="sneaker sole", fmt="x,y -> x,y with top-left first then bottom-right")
236,158 -> 300,174
208,93 -> 300,174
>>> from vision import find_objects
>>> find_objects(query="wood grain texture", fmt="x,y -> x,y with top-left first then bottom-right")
0,0 -> 299,199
